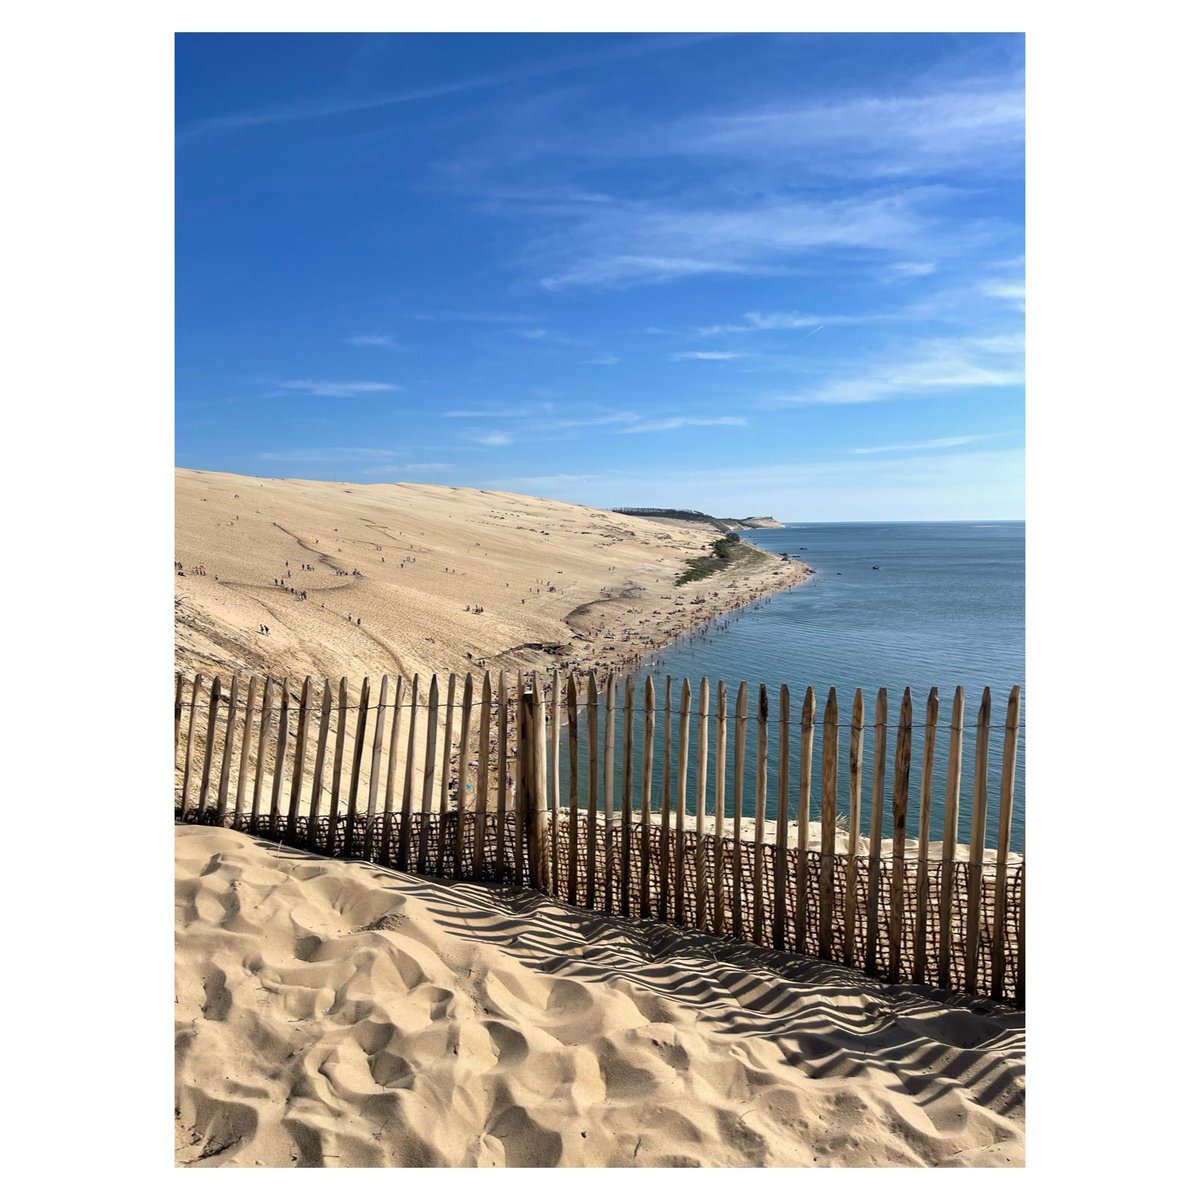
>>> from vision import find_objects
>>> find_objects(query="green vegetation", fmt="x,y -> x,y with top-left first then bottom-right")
613,506 -> 731,531
675,532 -> 767,586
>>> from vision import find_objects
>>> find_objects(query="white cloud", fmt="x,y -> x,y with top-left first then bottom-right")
671,351 -> 743,361
583,354 -> 619,365
255,447 -> 399,463
619,416 -> 748,434
275,380 -> 404,398
463,430 -> 513,446
853,435 -> 987,454
344,333 -> 398,348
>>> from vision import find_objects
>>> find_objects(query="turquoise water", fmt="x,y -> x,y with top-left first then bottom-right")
555,522 -> 1025,852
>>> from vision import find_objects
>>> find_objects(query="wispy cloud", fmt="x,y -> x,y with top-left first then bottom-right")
413,310 -> 539,324
583,354 -> 619,365
619,416 -> 748,434
255,446 -> 400,463
853,435 -> 987,454
181,35 -> 720,140
274,379 -> 404,398
770,333 -> 1024,406
463,430 -> 513,446
981,280 -> 1025,310
444,404 -> 553,419
671,351 -> 743,361
344,333 -> 399,348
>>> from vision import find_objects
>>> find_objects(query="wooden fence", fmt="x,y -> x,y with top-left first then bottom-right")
175,669 -> 1024,1006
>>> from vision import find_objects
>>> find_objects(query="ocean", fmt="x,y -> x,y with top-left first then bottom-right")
555,522 -> 1025,853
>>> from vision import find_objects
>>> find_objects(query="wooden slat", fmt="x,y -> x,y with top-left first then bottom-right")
795,687 -> 816,954
325,678 -> 348,855
306,680 -> 333,848
659,675 -> 672,922
215,672 -> 240,824
603,673 -> 617,913
285,676 -> 313,841
639,676 -> 655,918
772,684 -> 791,950
695,677 -> 710,933
496,671 -> 509,881
620,674 -> 634,917
732,681 -> 748,941
512,676 -> 526,886
179,673 -> 203,819
362,675 -> 388,858
937,687 -> 966,989
567,674 -> 580,904
887,688 -> 914,984
531,672 -> 548,889
418,674 -> 439,873
344,677 -> 370,852
268,679 -> 290,836
713,680 -> 728,936
990,685 -> 1021,1001
324,681 -> 348,859
193,674 -> 220,820
174,671 -> 185,758
382,676 -> 406,861
586,671 -> 599,908
399,675 -> 420,870
250,676 -> 275,825
550,669 -> 561,897
964,689 -> 992,993
1016,859 -> 1025,1008
233,674 -> 259,824
674,678 -> 692,925
865,689 -> 888,976
454,672 -> 474,876
752,683 -> 768,944
437,673 -> 457,874
913,688 -> 940,984
843,689 -> 865,967
472,673 -> 491,877
818,688 -> 839,960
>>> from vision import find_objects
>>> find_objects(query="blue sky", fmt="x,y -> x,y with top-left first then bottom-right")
176,32 -> 1024,520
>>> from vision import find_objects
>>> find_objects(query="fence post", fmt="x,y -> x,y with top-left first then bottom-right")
732,681 -> 748,941
550,669 -> 561,897
938,686 -> 965,989
399,675 -> 420,870
640,677 -> 655,918
567,674 -> 580,904
215,672 -> 240,824
363,675 -> 387,859
496,671 -> 509,881
888,688 -> 914,984
438,673 -> 457,873
675,677 -> 692,925
286,676 -> 313,842
472,672 -> 490,878
621,674 -> 634,917
913,687 -> 939,984
382,676 -> 406,862
772,684 -> 790,950
454,673 -> 474,876
844,688 -> 864,967
660,675 -> 673,921
198,674 -> 223,820
233,674 -> 259,825
586,671 -> 599,908
533,675 -> 549,891
713,680 -> 728,936
307,680 -> 333,848
795,686 -> 815,954
990,686 -> 1021,1001
418,674 -> 439,873
964,688 -> 992,993
818,688 -> 839,960
343,677 -> 370,853
326,678 -> 347,855
179,673 -> 203,819
604,673 -> 617,914
695,677 -> 710,933
520,687 -> 544,890
268,679 -> 290,837
865,689 -> 888,976
752,683 -> 768,944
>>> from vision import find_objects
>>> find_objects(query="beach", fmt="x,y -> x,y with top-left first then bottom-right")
176,825 -> 1024,1167
176,469 -> 810,689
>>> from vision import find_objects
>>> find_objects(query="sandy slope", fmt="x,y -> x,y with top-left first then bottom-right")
175,469 -> 808,688
175,826 -> 1024,1168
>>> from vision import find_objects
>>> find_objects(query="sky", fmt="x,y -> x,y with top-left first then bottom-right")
176,32 -> 1024,521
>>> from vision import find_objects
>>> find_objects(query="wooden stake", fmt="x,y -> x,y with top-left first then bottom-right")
567,674 -> 580,904
363,675 -> 388,858
233,674 -> 259,824
344,677 -> 370,853
990,686 -> 1021,1001
713,680 -> 728,936
604,672 -> 617,913
513,676 -> 526,886
772,684 -> 791,949
695,677 -> 710,932
795,687 -> 816,953
285,676 -> 313,841
843,688 -> 864,967
586,671 -> 599,908
620,674 -> 634,917
215,672 -> 240,824
326,678 -> 348,855
197,674 -> 221,820
640,676 -> 655,918
752,683 -> 768,944
250,676 -> 274,826
174,671 -> 184,759
306,680 -> 333,848
888,688 -> 914,984
382,676 -> 406,861
675,678 -> 692,925
964,689 -> 992,992
179,673 -> 202,820
473,673 -> 491,877
660,675 -> 672,921
913,687 -> 940,984
399,675 -> 420,870
454,672 -> 474,876
418,674 -> 439,873
818,687 -> 839,960
268,679 -> 290,836
937,687 -> 966,989
550,669 -> 561,896
531,672 -> 549,890
496,671 -> 509,881
865,689 -> 888,976
732,681 -> 748,941
437,673 -> 457,873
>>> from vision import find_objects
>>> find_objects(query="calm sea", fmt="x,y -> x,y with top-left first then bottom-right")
556,522 -> 1025,853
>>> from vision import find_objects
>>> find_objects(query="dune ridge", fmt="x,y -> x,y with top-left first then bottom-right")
176,826 -> 1024,1167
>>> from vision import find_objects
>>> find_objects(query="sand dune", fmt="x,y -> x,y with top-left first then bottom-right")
175,469 -> 808,688
175,826 -> 1024,1167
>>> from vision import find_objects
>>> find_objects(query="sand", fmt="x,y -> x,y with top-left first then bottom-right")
176,825 -> 1024,1167
175,469 -> 809,688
